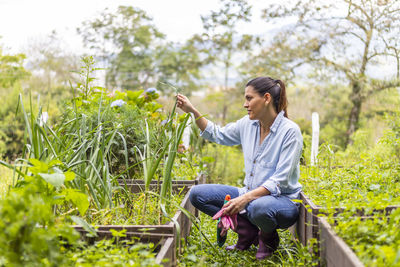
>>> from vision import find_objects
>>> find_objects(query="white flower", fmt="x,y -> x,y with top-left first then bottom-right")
110,99 -> 126,107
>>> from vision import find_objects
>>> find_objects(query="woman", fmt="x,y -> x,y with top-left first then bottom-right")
176,77 -> 302,260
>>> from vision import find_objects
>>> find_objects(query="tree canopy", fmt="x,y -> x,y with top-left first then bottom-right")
257,0 -> 400,146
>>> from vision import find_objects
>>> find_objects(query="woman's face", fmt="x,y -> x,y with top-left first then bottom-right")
243,86 -> 267,120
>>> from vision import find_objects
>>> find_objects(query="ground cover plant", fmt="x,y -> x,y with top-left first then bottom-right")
65,234 -> 161,267
300,110 -> 400,211
327,209 -> 400,267
177,213 -> 319,266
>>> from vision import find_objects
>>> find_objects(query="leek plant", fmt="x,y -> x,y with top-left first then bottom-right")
134,100 -> 190,221
160,102 -> 190,213
13,92 -> 131,210
135,119 -> 171,222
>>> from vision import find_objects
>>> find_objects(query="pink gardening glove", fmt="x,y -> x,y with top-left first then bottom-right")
212,207 -> 238,236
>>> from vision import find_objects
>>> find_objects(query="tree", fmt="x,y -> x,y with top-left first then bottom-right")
0,46 -> 30,159
78,6 -> 205,94
196,0 -> 259,124
77,6 -> 165,90
25,31 -> 79,100
261,0 -> 400,146
0,46 -> 30,88
155,39 -> 205,96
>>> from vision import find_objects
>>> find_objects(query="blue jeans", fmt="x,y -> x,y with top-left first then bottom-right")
189,184 -> 299,233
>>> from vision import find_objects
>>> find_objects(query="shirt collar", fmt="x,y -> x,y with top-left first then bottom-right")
251,110 -> 285,133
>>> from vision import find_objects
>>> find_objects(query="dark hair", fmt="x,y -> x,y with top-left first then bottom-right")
246,77 -> 288,118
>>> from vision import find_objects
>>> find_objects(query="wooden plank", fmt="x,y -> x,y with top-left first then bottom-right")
156,237 -> 176,267
118,179 -> 197,185
73,225 -> 174,234
319,218 -> 364,267
288,222 -> 298,241
73,225 -> 175,243
195,173 -> 206,185
168,185 -> 195,252
119,183 -> 190,194
118,173 -> 206,186
304,192 -> 321,247
297,200 -> 306,245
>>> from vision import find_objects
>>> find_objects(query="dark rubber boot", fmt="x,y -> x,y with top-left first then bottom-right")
226,215 -> 259,251
256,229 -> 280,260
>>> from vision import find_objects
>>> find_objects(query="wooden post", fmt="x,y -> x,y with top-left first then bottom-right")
311,112 -> 320,166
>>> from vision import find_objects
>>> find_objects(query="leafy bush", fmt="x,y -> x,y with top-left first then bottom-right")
0,164 -> 81,266
202,143 -> 245,186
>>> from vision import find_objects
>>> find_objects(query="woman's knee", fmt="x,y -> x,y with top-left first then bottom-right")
247,196 -> 299,231
189,185 -> 201,206
189,184 -> 210,207
247,200 -> 277,231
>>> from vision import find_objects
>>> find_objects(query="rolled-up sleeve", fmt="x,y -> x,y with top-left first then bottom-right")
200,119 -> 241,146
262,129 -> 303,197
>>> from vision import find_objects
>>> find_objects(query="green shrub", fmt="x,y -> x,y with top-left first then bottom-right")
202,143 -> 245,186
0,174 -> 80,266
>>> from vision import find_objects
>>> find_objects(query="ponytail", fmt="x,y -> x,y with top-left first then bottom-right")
276,80 -> 288,118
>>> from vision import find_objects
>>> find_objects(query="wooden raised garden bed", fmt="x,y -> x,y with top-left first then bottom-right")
73,224 -> 176,266
73,173 -> 206,266
289,192 -> 400,247
117,173 -> 206,188
289,192 -> 320,247
318,217 -> 364,267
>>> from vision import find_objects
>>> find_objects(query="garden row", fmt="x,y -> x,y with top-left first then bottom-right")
74,174 -> 206,266
290,130 -> 400,267
0,58 -> 207,266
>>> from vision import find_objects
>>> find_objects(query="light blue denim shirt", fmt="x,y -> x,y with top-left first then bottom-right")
200,111 -> 302,199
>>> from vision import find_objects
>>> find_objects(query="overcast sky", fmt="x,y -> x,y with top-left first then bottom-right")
0,0 -> 397,81
0,0 -> 271,53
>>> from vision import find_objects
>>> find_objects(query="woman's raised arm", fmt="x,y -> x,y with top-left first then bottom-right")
176,94 -> 208,132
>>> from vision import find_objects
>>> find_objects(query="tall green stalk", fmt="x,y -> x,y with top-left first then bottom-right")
160,110 -> 191,213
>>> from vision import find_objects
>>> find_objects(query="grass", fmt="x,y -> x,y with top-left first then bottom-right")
178,213 -> 319,266
0,164 -> 13,197
84,188 -> 187,225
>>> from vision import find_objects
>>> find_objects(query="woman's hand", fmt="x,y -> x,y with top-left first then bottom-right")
222,187 -> 270,216
222,195 -> 249,216
176,94 -> 195,113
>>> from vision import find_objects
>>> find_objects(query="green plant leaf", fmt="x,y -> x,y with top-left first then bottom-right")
64,171 -> 76,182
29,158 -> 49,174
71,215 -> 97,237
71,215 -> 97,236
64,188 -> 89,214
39,172 -> 65,187
110,229 -> 127,238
